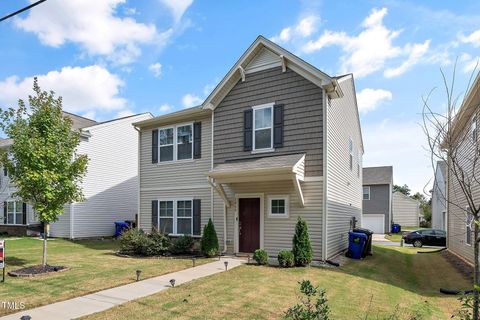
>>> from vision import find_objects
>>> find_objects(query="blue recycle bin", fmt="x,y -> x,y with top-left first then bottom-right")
391,224 -> 401,234
348,232 -> 367,259
114,221 -> 129,237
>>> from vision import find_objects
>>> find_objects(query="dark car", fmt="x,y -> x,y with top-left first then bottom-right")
402,229 -> 446,247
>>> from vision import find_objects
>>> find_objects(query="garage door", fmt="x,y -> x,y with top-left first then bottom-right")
362,215 -> 385,234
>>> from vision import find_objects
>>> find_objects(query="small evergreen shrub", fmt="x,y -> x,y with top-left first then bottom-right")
171,235 -> 194,254
284,280 -> 330,320
253,249 -> 268,265
146,231 -> 171,256
278,250 -> 294,268
201,219 -> 219,257
292,217 -> 313,267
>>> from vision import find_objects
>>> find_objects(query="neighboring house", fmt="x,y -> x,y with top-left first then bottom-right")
445,72 -> 480,265
392,192 -> 420,227
431,161 -> 447,230
134,35 -> 364,261
362,166 -> 393,234
0,112 -> 152,238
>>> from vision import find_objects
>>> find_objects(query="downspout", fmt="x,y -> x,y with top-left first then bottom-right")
207,176 -> 228,253
321,88 -> 328,261
134,126 -> 141,231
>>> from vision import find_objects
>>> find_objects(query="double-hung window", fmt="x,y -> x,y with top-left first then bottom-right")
6,201 -> 23,225
362,187 -> 370,200
158,124 -> 193,162
158,199 -> 193,235
253,104 -> 273,151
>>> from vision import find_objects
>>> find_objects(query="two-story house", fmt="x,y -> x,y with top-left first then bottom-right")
134,36 -> 363,261
431,161 -> 447,230
362,166 -> 393,233
0,111 -> 152,238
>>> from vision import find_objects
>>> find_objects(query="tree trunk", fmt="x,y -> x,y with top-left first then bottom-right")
42,223 -> 48,266
474,222 -> 479,319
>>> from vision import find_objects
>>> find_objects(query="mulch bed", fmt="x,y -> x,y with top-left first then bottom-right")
8,264 -> 69,277
441,250 -> 473,281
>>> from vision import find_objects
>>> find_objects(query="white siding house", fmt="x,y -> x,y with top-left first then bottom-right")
392,192 -> 420,227
431,161 -> 447,230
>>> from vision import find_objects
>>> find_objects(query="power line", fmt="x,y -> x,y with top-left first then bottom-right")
0,0 -> 47,23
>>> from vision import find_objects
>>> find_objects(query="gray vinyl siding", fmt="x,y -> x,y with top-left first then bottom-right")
138,116 -> 212,233
213,67 -> 323,177
363,184 -> 390,232
392,192 -> 420,227
326,75 -> 363,258
214,179 -> 323,259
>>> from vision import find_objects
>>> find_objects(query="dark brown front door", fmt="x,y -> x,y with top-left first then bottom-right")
239,198 -> 260,253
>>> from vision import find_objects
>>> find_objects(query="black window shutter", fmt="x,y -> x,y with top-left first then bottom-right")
3,202 -> 6,224
22,202 -> 27,225
151,200 -> 159,232
193,122 -> 202,159
273,104 -> 284,148
152,129 -> 159,164
193,199 -> 201,236
244,109 -> 253,151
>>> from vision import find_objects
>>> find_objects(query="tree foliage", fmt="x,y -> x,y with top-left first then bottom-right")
292,217 -> 313,267
284,280 -> 330,320
0,78 -> 88,223
393,184 -> 411,196
201,218 -> 219,257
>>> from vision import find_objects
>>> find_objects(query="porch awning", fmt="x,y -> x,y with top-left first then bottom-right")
207,153 -> 306,207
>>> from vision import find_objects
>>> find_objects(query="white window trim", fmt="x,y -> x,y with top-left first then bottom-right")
3,200 -> 24,226
157,198 -> 194,236
349,138 -> 354,171
466,207 -> 473,246
252,103 -> 274,152
267,195 -> 289,218
363,186 -> 370,201
157,122 -> 194,164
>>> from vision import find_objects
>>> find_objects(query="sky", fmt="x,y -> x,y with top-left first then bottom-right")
0,0 -> 480,195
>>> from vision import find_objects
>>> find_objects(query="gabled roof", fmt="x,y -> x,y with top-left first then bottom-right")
62,111 -> 98,130
363,166 -> 393,185
202,35 -> 343,110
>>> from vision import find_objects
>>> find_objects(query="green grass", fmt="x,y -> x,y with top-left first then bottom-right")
0,237 -> 211,316
82,245 -> 471,320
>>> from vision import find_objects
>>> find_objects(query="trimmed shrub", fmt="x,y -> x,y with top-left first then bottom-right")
201,219 -> 219,257
278,250 -> 294,268
253,249 -> 268,265
292,217 -> 313,267
119,229 -> 171,256
171,235 -> 194,254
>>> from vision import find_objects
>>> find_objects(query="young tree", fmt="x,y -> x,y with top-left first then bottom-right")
422,65 -> 480,318
0,79 -> 88,266
292,217 -> 313,267
393,184 -> 411,196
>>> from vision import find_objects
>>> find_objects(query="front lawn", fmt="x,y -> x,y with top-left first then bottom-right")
82,245 -> 470,320
0,237 -> 210,316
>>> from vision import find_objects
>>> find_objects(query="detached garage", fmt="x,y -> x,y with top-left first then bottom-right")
362,214 -> 385,234
392,192 -> 420,227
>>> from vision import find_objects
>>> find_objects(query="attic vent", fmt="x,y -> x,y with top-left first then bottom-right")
245,47 -> 282,74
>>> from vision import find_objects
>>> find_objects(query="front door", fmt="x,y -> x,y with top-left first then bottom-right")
239,198 -> 260,253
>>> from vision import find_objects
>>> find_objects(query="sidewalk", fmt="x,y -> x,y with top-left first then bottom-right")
1,257 -> 244,320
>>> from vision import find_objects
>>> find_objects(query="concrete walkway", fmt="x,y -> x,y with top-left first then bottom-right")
1,257 -> 244,320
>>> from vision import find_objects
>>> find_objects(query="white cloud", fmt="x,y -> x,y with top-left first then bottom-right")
460,29 -> 480,47
356,88 -> 392,113
160,0 -> 193,23
14,0 -> 164,65
181,93 -> 202,108
460,53 -> 480,74
271,15 -> 320,44
148,63 -> 162,78
384,40 -> 431,78
302,8 -> 429,78
159,104 -> 174,113
0,66 -> 126,116
363,119 -> 432,194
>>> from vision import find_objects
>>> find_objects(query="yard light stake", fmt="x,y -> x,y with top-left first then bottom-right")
136,270 -> 142,282
192,257 -> 196,267
224,261 -> 228,271
170,279 -> 176,287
